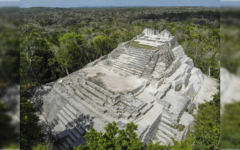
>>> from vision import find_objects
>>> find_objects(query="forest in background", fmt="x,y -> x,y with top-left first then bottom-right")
20,7 -> 220,89
19,7 -> 222,150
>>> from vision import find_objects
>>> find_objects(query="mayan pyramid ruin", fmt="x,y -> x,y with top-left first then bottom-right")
32,28 -> 207,150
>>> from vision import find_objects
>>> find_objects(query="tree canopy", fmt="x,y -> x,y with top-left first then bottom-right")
75,122 -> 194,150
20,96 -> 44,150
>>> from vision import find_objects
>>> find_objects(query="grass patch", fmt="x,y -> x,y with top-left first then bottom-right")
127,41 -> 156,50
87,76 -> 106,89
165,122 -> 185,132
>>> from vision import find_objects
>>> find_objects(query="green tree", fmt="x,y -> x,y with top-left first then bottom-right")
93,35 -> 109,58
33,141 -> 53,150
0,102 -> 16,148
20,97 -> 44,150
221,101 -> 240,149
56,32 -> 84,75
192,92 -> 220,150
75,122 -> 193,150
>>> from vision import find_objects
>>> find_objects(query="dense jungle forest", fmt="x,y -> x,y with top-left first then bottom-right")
20,7 -> 220,89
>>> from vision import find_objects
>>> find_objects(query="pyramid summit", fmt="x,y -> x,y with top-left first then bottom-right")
32,28 -> 210,149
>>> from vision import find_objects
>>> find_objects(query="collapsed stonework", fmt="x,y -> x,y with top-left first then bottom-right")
32,28 -> 208,150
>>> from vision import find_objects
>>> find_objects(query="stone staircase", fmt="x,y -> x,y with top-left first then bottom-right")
112,49 -> 152,77
53,104 -> 88,150
156,113 -> 180,146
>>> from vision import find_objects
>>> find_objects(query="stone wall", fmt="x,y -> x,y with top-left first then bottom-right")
142,113 -> 162,144
164,58 -> 181,78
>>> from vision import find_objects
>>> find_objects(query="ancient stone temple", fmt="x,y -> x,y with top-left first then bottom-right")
34,28 -> 206,150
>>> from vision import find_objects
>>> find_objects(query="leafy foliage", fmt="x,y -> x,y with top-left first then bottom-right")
20,97 -> 44,150
20,7 -> 220,89
33,141 -> 53,150
192,92 -> 220,150
221,101 -> 240,149
0,102 -> 16,148
75,122 -> 194,150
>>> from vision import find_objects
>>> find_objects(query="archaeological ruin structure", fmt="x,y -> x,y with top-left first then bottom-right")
32,28 -> 206,150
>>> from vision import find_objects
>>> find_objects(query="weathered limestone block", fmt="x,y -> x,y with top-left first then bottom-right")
168,64 -> 191,82
171,77 -> 182,91
108,47 -> 124,59
159,29 -> 173,39
164,58 -> 181,77
142,112 -> 162,144
157,99 -> 171,110
142,28 -> 160,36
154,78 -> 164,89
191,67 -> 204,80
180,55 -> 194,68
171,45 -> 185,59
169,36 -> 178,49
138,125 -> 149,141
122,112 -> 131,119
189,74 -> 201,94
157,83 -> 171,99
117,121 -> 125,128
132,111 -> 141,119
183,83 -> 196,100
181,72 -> 190,89
187,102 -> 195,112
103,59 -> 113,66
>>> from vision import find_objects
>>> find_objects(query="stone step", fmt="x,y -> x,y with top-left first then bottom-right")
128,53 -> 151,61
129,50 -> 151,56
159,121 -> 179,135
114,62 -> 143,74
66,137 -> 73,147
57,130 -> 69,140
60,110 -> 73,124
68,131 -> 77,142
162,113 -> 172,120
42,112 -> 48,122
62,106 -> 87,132
156,132 -> 169,145
136,102 -> 147,112
114,60 -> 143,71
57,113 -> 68,126
141,104 -> 154,115
129,50 -> 152,56
62,141 -> 69,150
161,117 -> 174,126
113,64 -> 142,76
75,119 -> 88,131
158,132 -> 174,145
66,104 -> 78,116
59,85 -> 110,124
70,128 -> 81,139
49,124 -> 54,130
158,126 -> 176,139
58,145 -> 65,150
78,84 -> 105,106
118,55 -> 148,64
127,56 -> 150,65
115,60 -> 145,70
75,126 -> 85,135
83,84 -> 106,101
53,119 -> 58,126
85,81 -> 112,96
63,107 -> 76,121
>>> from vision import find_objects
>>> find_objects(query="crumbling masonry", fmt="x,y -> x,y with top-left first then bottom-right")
32,28 -> 204,150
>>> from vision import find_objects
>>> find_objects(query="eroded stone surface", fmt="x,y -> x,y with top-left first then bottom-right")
30,28 -> 218,149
